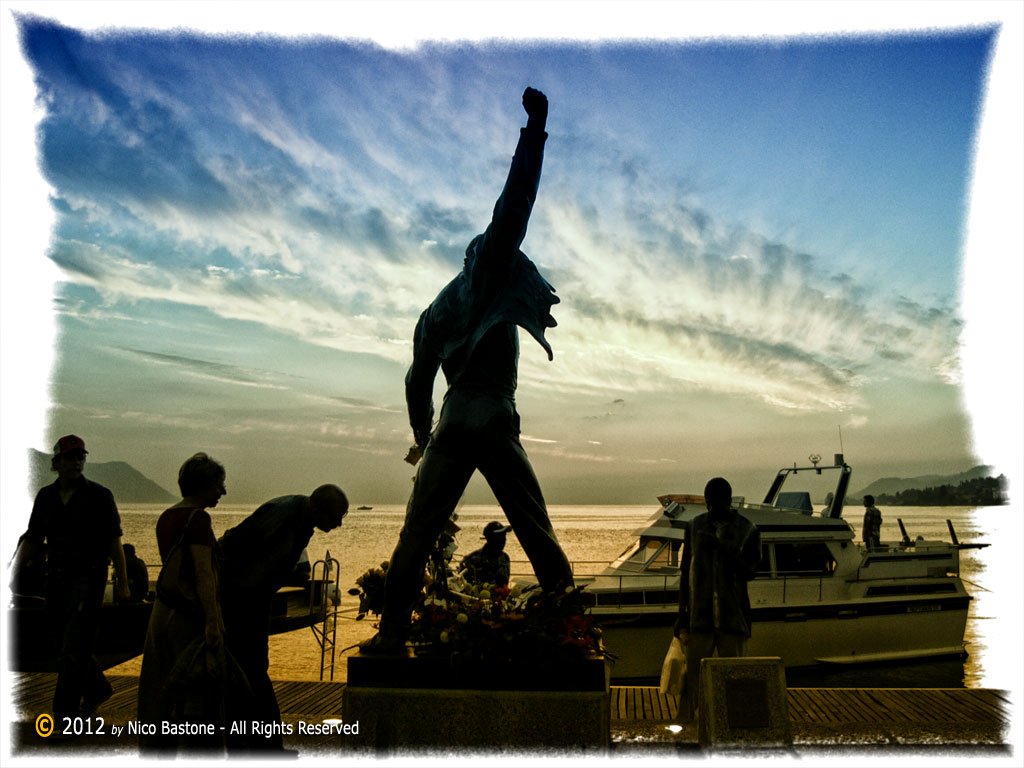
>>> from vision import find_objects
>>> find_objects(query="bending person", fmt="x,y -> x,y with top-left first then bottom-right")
365,86 -> 573,653
219,485 -> 349,754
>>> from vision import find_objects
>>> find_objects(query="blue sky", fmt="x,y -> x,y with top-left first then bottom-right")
1,2 -> 1021,507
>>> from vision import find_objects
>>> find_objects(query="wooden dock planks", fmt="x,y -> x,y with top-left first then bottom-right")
273,680 -> 345,716
610,686 -> 678,722
606,685 -> 1006,728
9,673 -> 1007,732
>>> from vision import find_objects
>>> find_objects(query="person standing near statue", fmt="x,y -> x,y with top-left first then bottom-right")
15,434 -> 130,722
364,86 -> 574,652
459,521 -> 513,588
862,495 -> 883,549
672,477 -> 761,722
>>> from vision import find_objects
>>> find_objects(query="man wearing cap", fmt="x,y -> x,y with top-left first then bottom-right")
15,435 -> 130,721
459,521 -> 513,588
365,86 -> 573,653
218,484 -> 349,753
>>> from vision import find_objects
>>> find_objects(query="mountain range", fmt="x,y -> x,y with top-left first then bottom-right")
850,465 -> 997,499
27,449 -> 176,504
22,449 -> 997,508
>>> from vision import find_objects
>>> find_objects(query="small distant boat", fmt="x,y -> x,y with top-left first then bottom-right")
7,578 -> 335,673
357,505 -> 373,511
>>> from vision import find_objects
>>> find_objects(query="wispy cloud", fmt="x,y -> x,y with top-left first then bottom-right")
114,347 -> 291,390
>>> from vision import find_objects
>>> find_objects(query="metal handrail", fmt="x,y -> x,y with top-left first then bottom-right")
310,551 -> 341,681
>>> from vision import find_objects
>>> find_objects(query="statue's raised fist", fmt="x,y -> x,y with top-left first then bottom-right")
522,87 -> 548,120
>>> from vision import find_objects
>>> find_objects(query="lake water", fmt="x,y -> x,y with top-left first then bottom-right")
108,502 -> 1004,689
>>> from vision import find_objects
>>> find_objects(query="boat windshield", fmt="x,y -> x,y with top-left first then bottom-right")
612,536 -> 681,573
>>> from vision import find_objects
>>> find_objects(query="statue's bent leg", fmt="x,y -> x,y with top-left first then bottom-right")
380,443 -> 474,637
479,437 -> 574,592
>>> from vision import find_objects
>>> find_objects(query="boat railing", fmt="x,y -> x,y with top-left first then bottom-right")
510,561 -> 830,607
509,560 -> 618,583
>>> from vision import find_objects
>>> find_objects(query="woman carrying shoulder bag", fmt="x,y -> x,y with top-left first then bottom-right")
137,452 -> 237,756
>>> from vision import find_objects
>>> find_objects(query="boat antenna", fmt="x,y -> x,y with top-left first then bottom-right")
835,424 -> 846,466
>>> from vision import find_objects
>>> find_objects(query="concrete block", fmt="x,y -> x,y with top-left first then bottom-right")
342,653 -> 610,752
697,656 -> 791,748
342,686 -> 609,752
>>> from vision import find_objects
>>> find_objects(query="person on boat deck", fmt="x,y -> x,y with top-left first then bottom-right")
820,492 -> 835,517
137,452 -> 241,756
15,434 -> 129,722
218,485 -> 349,753
672,477 -> 761,722
122,543 -> 150,602
459,521 -> 513,588
862,495 -> 883,550
365,86 -> 574,653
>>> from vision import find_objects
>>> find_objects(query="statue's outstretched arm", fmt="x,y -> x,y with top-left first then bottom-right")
475,87 -> 549,265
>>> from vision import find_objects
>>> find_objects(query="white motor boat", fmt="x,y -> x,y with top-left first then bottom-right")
577,456 -> 987,682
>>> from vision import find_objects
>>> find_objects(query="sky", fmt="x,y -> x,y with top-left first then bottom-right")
1,2 -> 1021,511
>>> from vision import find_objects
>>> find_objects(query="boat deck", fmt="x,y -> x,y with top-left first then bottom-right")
7,673 -> 1011,754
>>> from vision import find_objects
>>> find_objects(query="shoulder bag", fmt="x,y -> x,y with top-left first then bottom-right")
156,508 -> 202,612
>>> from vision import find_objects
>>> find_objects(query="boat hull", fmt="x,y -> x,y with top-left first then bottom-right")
597,596 -> 970,682
7,580 -> 332,673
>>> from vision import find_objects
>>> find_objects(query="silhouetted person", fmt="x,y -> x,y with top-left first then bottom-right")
672,477 -> 761,722
122,543 -> 150,602
820,492 -> 834,517
862,495 -> 883,549
15,435 -> 129,721
365,87 -> 573,653
219,485 -> 349,753
459,521 -> 512,588
138,452 -> 234,756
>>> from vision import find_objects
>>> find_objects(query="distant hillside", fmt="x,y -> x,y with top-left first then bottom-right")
29,449 -> 176,504
872,476 -> 1007,506
852,466 -> 996,500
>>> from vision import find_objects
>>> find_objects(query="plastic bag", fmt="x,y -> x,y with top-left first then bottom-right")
659,635 -> 686,695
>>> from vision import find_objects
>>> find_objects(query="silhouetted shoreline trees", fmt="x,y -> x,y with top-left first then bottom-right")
874,476 -> 1007,506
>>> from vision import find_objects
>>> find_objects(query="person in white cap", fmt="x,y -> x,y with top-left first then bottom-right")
459,521 -> 513,588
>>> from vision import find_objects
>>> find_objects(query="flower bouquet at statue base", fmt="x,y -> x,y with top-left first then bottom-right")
407,574 -> 606,674
348,561 -> 389,622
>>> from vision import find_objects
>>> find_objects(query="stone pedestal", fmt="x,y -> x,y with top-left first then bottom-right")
342,651 -> 610,752
697,656 -> 791,748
